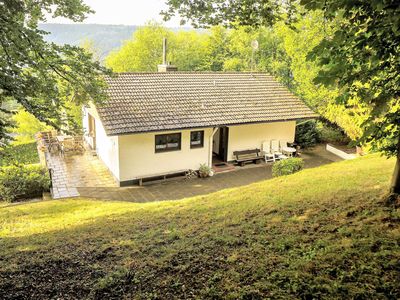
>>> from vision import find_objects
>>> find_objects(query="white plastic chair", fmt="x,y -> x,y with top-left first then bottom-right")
261,140 -> 275,162
271,139 -> 287,160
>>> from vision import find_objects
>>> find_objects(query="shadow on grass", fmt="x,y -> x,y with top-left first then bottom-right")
1,193 -> 399,298
0,155 -> 398,299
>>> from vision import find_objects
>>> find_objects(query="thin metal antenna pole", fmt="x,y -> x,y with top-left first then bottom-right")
162,37 -> 167,65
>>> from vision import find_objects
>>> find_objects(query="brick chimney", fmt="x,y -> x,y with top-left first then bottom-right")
157,38 -> 178,72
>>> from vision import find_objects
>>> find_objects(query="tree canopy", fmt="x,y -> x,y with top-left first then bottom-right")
106,23 -> 285,74
0,0 -> 110,146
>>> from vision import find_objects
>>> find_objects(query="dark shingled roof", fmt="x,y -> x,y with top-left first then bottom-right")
97,72 -> 317,136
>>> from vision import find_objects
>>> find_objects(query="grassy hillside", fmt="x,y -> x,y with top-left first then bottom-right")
1,155 -> 399,299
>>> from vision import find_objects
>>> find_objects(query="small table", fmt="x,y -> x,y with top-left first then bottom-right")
56,135 -> 72,143
282,146 -> 297,157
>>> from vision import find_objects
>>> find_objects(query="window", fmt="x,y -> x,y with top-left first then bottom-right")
190,130 -> 204,148
155,133 -> 181,152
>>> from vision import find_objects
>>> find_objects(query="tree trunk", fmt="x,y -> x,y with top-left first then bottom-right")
390,137 -> 400,194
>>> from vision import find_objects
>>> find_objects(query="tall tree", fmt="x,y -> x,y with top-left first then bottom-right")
106,22 -> 172,72
303,0 -> 400,194
0,0 -> 109,145
171,30 -> 208,71
223,26 -> 257,71
163,0 -> 400,195
201,26 -> 230,71
106,23 -> 208,72
273,11 -> 368,141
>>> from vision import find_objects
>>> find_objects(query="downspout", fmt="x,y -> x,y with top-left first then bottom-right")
208,127 -> 219,168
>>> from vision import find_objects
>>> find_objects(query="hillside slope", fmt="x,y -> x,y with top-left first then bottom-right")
38,23 -> 192,60
39,24 -> 138,60
0,155 -> 399,299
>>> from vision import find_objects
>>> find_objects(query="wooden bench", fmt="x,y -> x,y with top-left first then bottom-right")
233,149 -> 263,166
137,169 -> 188,186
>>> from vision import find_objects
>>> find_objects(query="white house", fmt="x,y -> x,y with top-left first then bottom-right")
83,70 -> 316,186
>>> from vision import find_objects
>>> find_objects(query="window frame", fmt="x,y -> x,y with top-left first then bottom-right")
155,132 -> 182,153
190,130 -> 204,149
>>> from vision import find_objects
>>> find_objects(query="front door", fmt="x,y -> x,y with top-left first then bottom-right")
218,127 -> 229,162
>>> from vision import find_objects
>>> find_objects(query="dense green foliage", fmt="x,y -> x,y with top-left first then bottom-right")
0,164 -> 50,202
10,110 -> 52,144
272,158 -> 305,177
0,155 -> 398,298
273,12 -> 367,141
318,122 -> 350,145
295,120 -> 320,148
0,142 -> 39,167
0,0 -> 110,145
302,0 -> 400,192
105,23 -> 288,76
163,0 -> 400,193
162,0 -> 291,27
295,120 -> 350,148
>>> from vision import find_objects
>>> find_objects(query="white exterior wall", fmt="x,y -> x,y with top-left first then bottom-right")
118,128 -> 213,182
82,107 -> 92,148
82,107 -> 88,135
82,105 -> 120,181
94,119 -> 120,180
227,121 -> 296,161
82,107 -> 297,184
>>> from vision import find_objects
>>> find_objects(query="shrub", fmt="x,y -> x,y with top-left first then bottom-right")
295,120 -> 320,148
272,158 -> 304,177
317,122 -> 350,144
198,163 -> 213,178
0,142 -> 40,166
0,164 -> 50,202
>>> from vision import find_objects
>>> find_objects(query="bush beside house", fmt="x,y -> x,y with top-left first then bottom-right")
0,164 -> 50,202
295,120 -> 320,148
0,143 -> 49,202
295,120 -> 352,149
317,122 -> 350,144
272,158 -> 304,177
198,164 -> 213,178
0,142 -> 40,166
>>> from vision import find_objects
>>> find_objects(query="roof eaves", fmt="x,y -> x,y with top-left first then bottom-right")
105,115 -> 318,136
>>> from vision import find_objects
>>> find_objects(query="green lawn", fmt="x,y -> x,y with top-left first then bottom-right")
0,142 -> 39,166
0,155 -> 399,299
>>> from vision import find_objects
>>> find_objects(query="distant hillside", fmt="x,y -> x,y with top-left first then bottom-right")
38,23 -> 194,61
38,24 -> 139,60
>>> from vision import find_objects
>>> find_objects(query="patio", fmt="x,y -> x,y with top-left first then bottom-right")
43,144 -> 342,201
45,150 -> 118,199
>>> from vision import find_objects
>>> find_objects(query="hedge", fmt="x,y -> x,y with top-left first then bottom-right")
272,158 -> 305,177
0,164 -> 50,202
0,142 -> 40,166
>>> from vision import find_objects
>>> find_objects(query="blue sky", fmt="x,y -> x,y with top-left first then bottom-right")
47,0 -> 183,27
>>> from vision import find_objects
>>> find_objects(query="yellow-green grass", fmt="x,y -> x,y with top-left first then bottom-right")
0,154 -> 399,299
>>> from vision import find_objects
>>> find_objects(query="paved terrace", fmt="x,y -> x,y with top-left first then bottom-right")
44,145 -> 342,201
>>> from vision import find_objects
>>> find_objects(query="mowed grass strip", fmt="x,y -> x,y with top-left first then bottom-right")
0,154 -> 399,299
